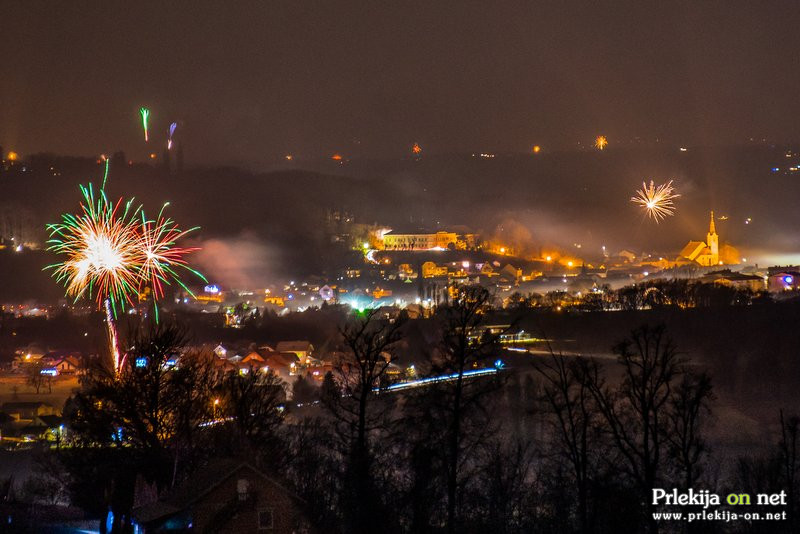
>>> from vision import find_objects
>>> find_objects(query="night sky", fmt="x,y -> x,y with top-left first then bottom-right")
3,1 -> 800,166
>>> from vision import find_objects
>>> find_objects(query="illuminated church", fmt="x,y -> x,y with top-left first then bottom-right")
678,211 -> 740,266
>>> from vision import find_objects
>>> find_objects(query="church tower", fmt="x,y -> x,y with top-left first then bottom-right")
706,211 -> 719,264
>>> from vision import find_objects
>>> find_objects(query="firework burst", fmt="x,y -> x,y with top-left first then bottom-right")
47,176 -> 205,371
47,189 -> 205,314
47,184 -> 143,314
631,180 -> 680,222
137,204 -> 205,321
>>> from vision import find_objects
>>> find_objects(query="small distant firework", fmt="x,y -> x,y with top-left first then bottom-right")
167,122 -> 177,149
140,107 -> 151,142
631,180 -> 680,222
101,155 -> 110,189
331,153 -> 343,161
532,145 -> 541,154
412,142 -> 422,155
595,135 -> 608,150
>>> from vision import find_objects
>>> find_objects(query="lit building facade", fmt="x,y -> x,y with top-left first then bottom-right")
382,231 -> 458,250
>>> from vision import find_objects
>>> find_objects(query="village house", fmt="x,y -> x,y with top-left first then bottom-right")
132,460 -> 312,533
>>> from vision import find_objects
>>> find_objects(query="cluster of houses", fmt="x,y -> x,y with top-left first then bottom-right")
0,401 -> 63,444
10,344 -> 82,376
208,341 -> 334,384
205,339 -> 410,389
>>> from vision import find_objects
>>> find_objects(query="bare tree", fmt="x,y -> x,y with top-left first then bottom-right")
63,322 -> 217,533
433,284 -> 503,534
279,417 -> 343,529
666,370 -> 714,490
535,352 -> 601,533
463,437 -> 536,533
780,410 -> 800,530
586,324 -> 683,533
325,308 -> 406,533
217,366 -> 286,455
26,361 -> 46,394
331,308 -> 405,459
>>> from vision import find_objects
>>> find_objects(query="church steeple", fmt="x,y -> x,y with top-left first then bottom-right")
706,211 -> 719,264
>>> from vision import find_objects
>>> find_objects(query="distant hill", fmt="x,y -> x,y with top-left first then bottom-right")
1,144 -> 799,300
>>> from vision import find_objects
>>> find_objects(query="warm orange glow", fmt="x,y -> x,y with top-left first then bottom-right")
594,135 -> 608,150
412,142 -> 422,155
532,145 -> 541,154
567,261 -> 574,267
264,295 -> 286,306
546,255 -> 552,262
149,153 -> 157,159
331,153 -> 343,161
7,151 -> 18,162
196,293 -> 223,303
285,154 -> 293,161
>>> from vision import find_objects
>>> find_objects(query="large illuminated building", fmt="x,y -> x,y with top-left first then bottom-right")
382,231 -> 458,250
678,211 -> 740,266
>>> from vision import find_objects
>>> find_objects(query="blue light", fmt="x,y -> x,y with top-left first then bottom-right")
379,367 -> 498,393
204,284 -> 220,294
772,167 -> 780,172
135,357 -> 148,368
494,359 -> 505,369
784,275 -> 794,285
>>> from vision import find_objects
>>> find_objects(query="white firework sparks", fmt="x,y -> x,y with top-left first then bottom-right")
631,180 -> 680,222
